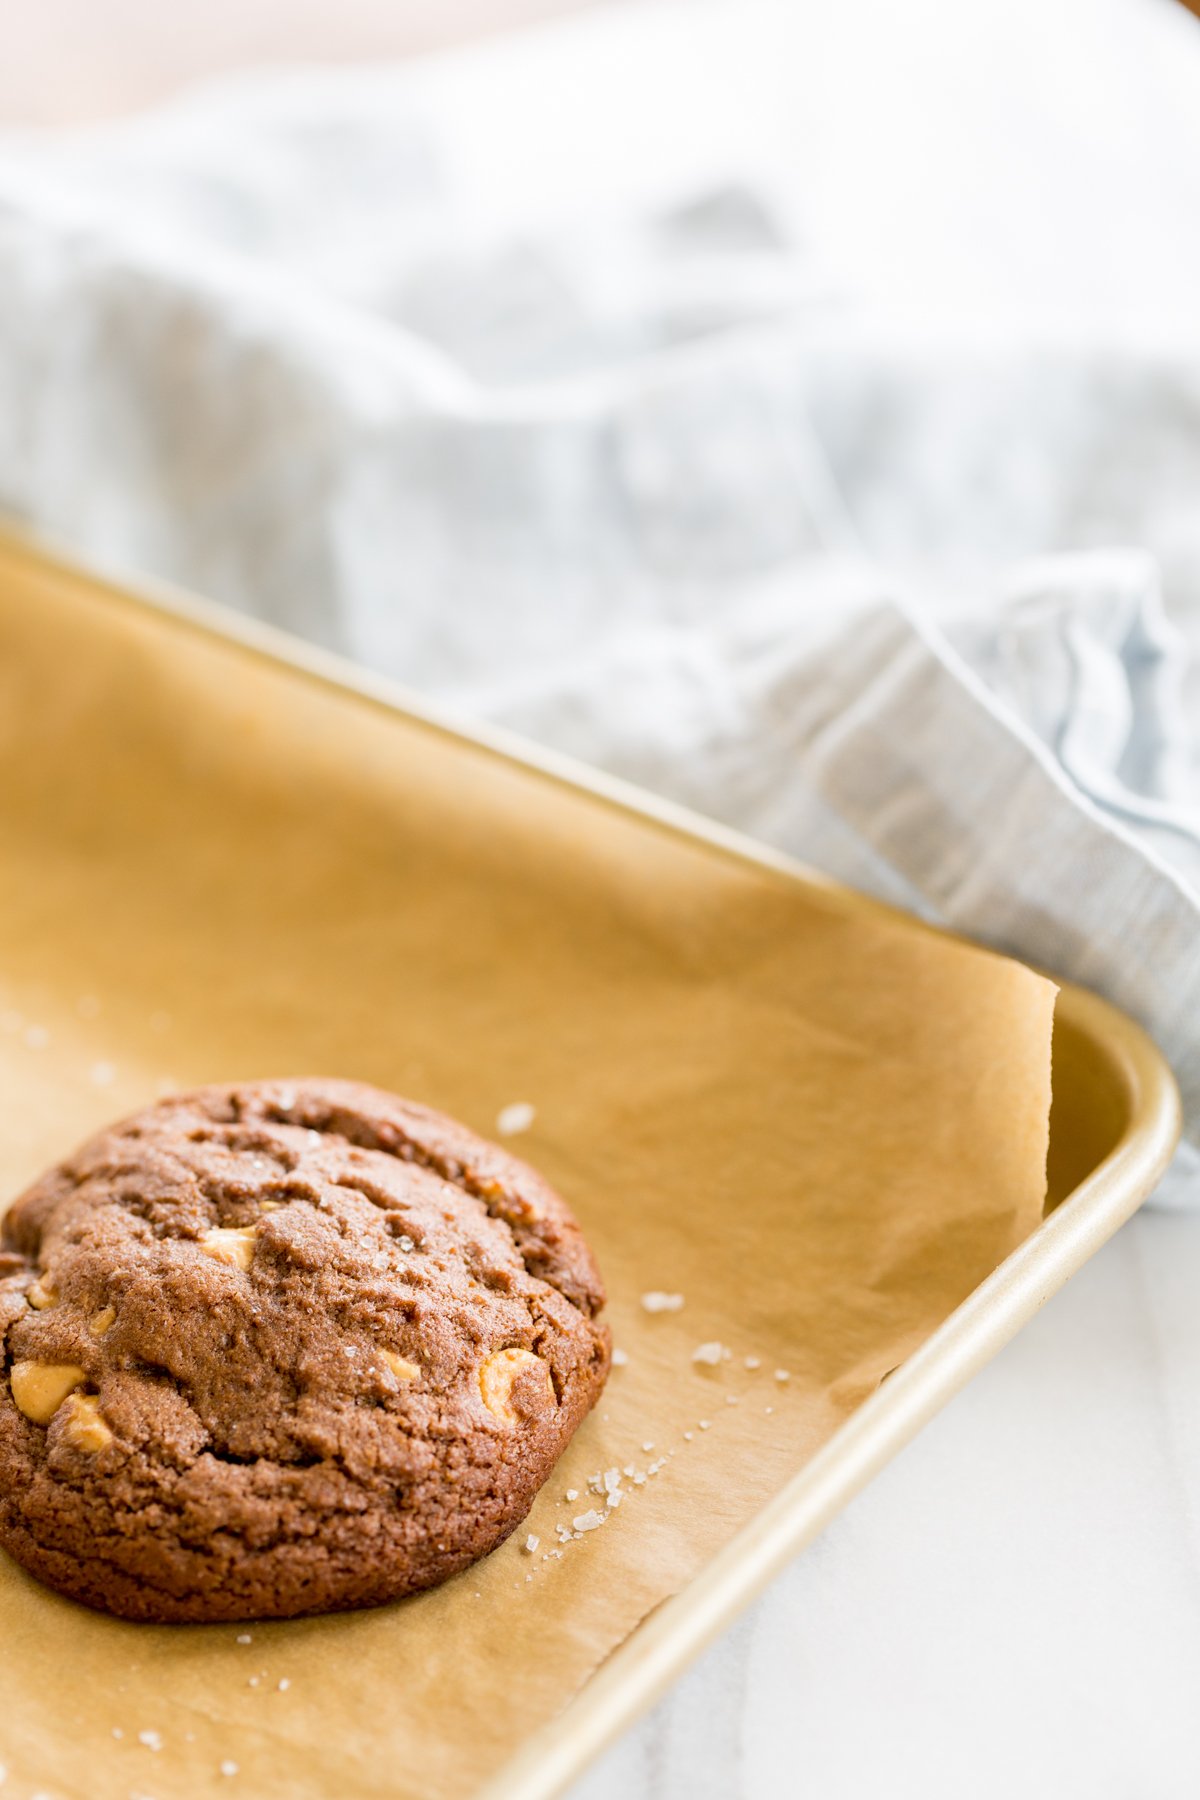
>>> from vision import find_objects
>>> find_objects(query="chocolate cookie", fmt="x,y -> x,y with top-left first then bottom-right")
0,1079 -> 609,1622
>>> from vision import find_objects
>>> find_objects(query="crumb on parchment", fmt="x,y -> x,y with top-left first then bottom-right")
641,1292 -> 684,1313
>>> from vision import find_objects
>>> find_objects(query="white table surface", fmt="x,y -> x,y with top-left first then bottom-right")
569,1204 -> 1200,1799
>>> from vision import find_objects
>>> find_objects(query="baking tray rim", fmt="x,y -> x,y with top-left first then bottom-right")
0,525 -> 1182,1800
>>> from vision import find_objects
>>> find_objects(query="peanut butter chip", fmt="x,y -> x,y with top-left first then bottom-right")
26,1276 -> 59,1310
90,1305 -> 117,1338
477,1177 -> 539,1221
10,1360 -> 87,1425
200,1227 -> 258,1271
381,1350 -> 420,1383
478,1348 -> 553,1426
58,1392 -> 113,1452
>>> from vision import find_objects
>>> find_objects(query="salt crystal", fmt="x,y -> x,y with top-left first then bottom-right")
744,1356 -> 762,1370
112,1729 -> 124,1740
523,1534 -> 540,1554
622,1463 -> 636,1477
774,1369 -> 791,1383
633,1473 -> 647,1485
641,1442 -> 655,1453
607,1490 -> 623,1508
90,1061 -> 116,1087
692,1341 -> 724,1366
725,1395 -> 740,1405
236,1633 -> 252,1645
611,1347 -> 629,1367
573,1510 -> 605,1533
683,1431 -> 694,1441
278,1679 -> 290,1692
641,1292 -> 684,1313
220,1762 -> 239,1779
248,1676 -> 260,1688
496,1102 -> 535,1136
603,1468 -> 622,1492
764,1406 -> 774,1415
698,1419 -> 712,1430
138,1731 -> 163,1752
565,1488 -> 579,1501
398,1235 -> 416,1252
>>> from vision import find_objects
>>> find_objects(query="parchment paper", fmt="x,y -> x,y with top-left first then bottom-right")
0,540 -> 1055,1799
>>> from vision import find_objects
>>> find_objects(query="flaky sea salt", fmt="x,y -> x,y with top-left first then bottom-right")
278,1679 -> 291,1692
138,1731 -> 163,1752
692,1342 -> 724,1366
496,1102 -> 536,1136
774,1369 -> 791,1383
565,1488 -> 579,1501
611,1347 -> 629,1367
523,1534 -> 540,1554
220,1762 -> 239,1779
236,1633 -> 252,1645
744,1355 -> 762,1370
641,1291 -> 684,1313
698,1419 -> 712,1431
573,1510 -> 605,1533
90,1060 -> 116,1087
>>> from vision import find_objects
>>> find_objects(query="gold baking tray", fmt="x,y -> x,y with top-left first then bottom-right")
0,529 -> 1181,1800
